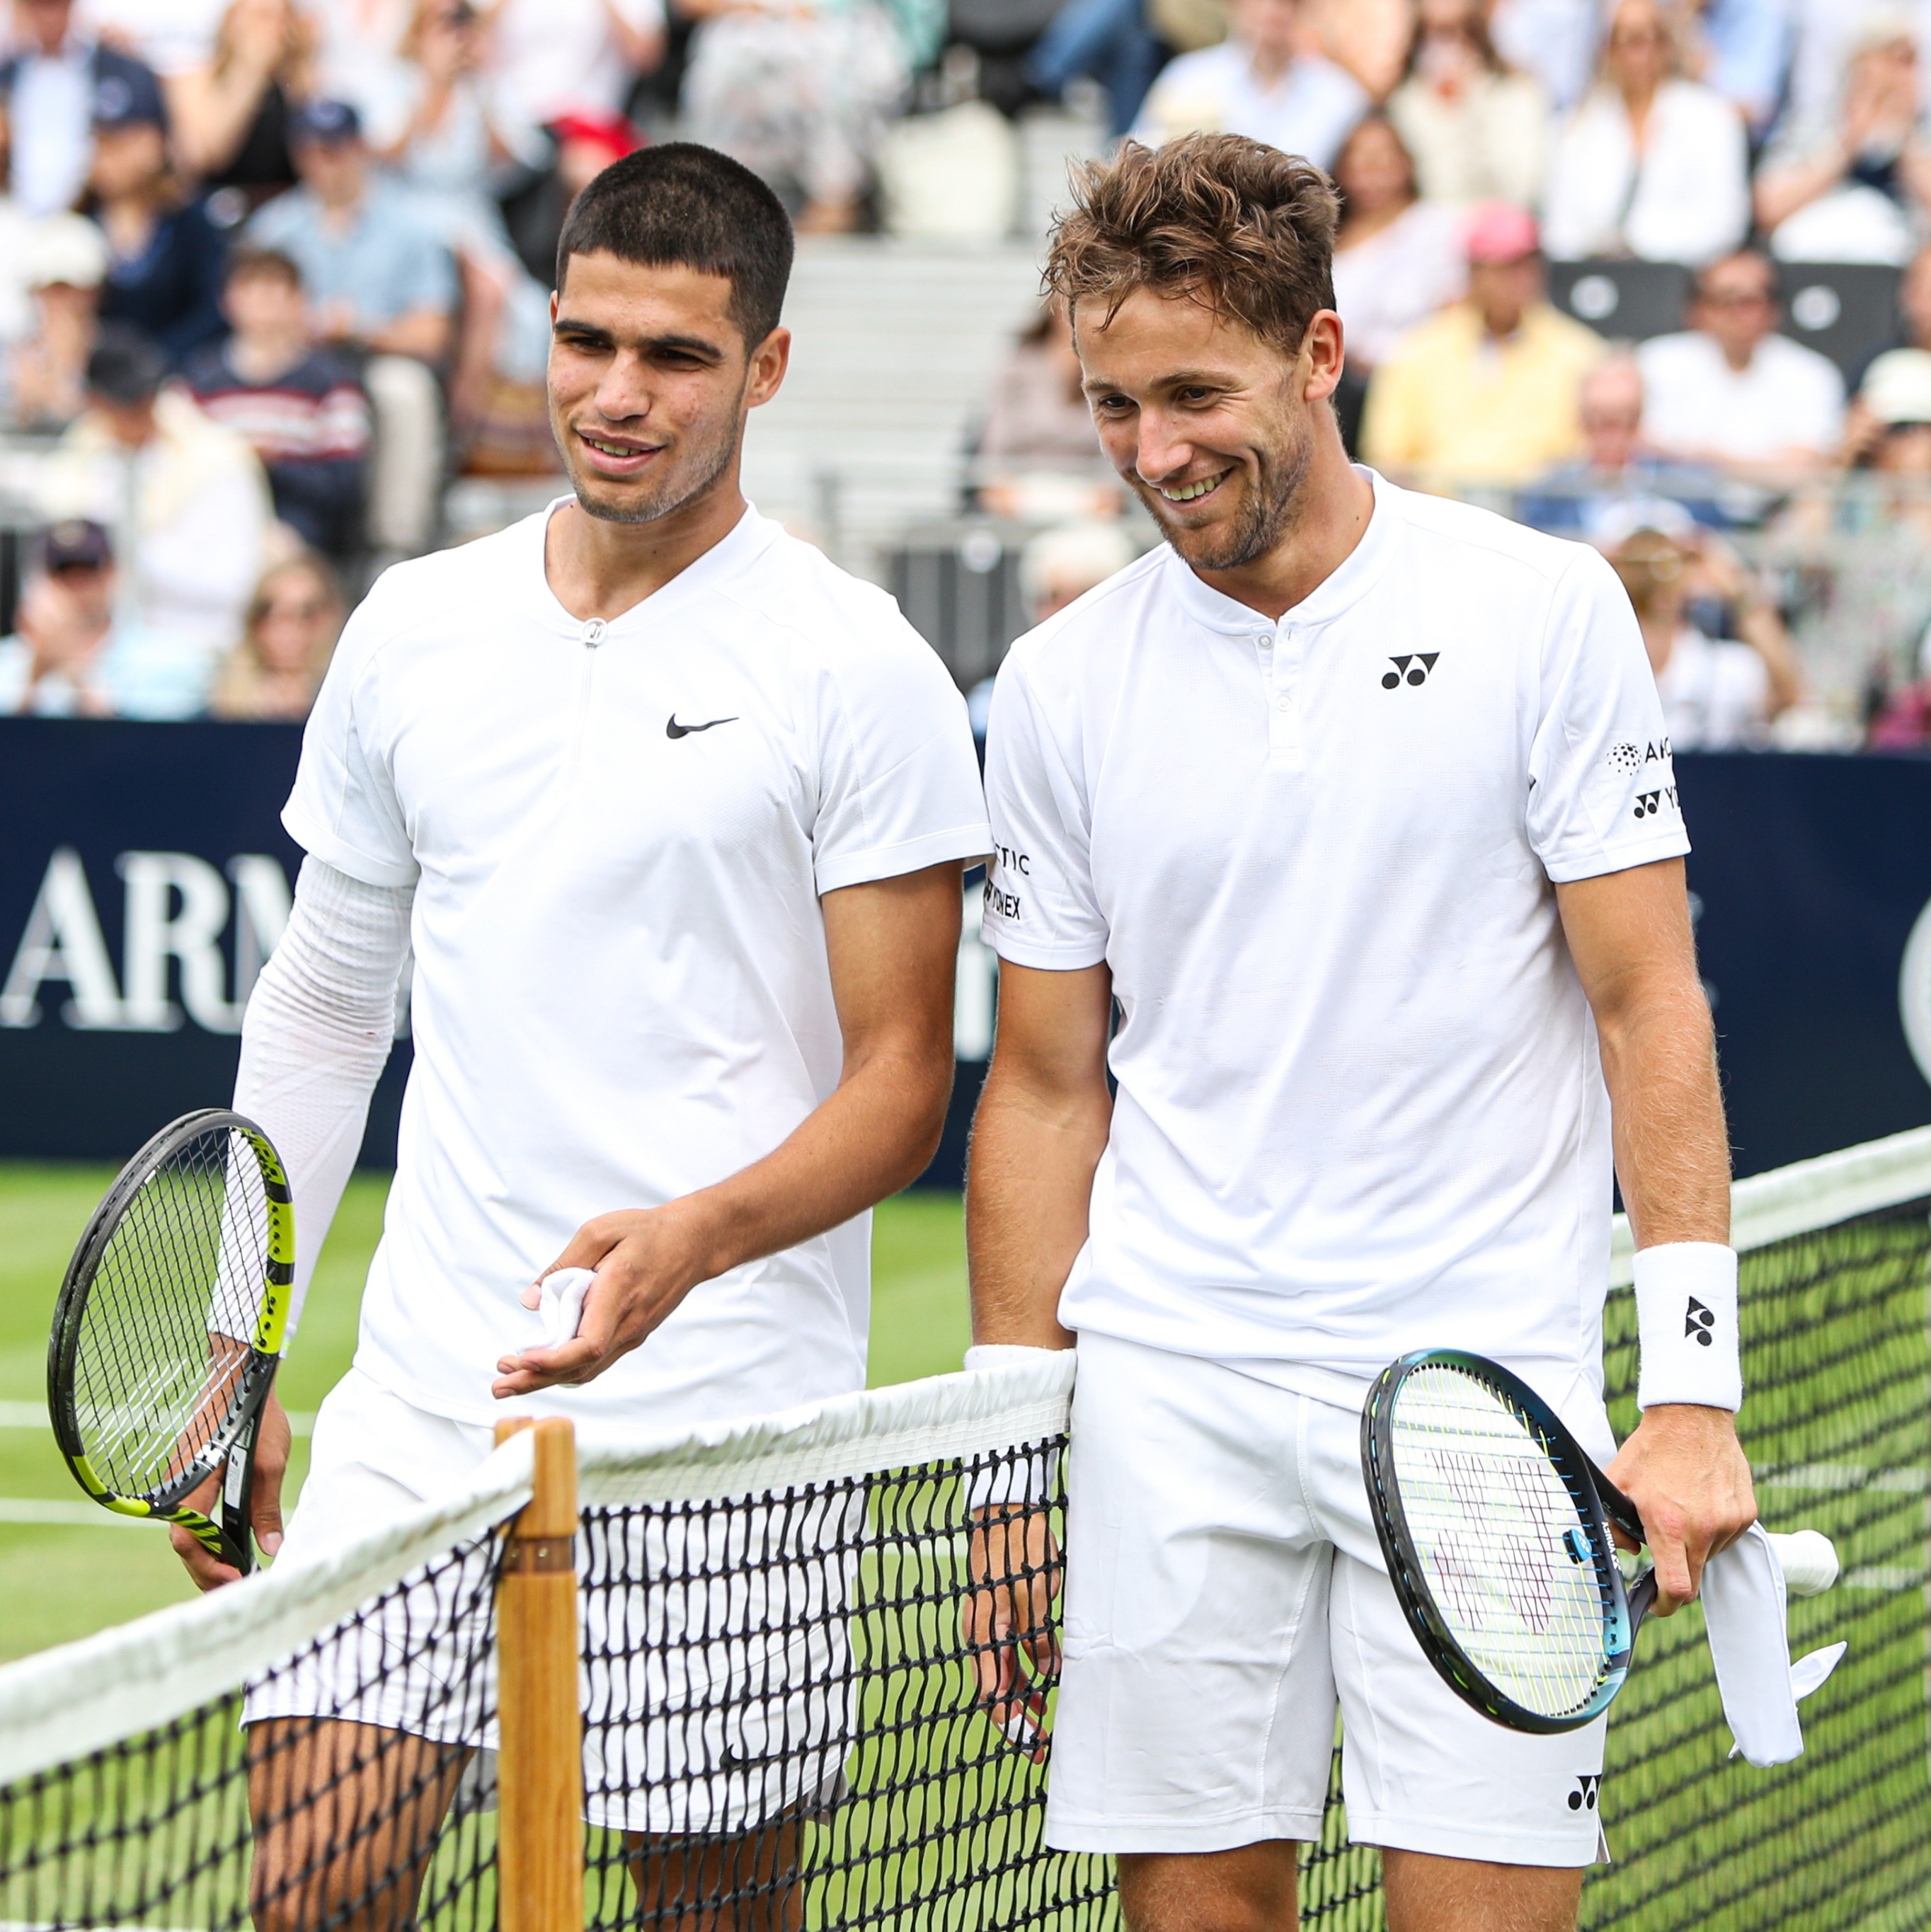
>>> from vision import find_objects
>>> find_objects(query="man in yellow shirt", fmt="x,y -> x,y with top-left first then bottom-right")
1361,202 -> 1603,494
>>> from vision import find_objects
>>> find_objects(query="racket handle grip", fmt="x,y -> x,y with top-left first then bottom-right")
1767,1529 -> 1839,1597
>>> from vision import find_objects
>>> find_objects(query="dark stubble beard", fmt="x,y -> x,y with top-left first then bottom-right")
1138,399 -> 1315,575
554,383 -> 747,527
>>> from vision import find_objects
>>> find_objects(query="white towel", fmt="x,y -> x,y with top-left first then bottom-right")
1703,1524 -> 1845,1766
536,1266 -> 594,1346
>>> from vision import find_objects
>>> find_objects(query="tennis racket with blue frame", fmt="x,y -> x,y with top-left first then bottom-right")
47,1109 -> 294,1573
1362,1348 -> 1835,1733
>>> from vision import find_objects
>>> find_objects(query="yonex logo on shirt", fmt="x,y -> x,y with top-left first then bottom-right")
1381,653 -> 1440,689
1633,788 -> 1678,820
1685,1296 -> 1716,1345
1569,1775 -> 1601,1812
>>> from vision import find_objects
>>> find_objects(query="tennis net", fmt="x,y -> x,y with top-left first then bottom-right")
1,1125 -> 1927,1931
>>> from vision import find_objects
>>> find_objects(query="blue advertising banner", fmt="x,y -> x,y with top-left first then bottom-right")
2,721 -> 1928,1182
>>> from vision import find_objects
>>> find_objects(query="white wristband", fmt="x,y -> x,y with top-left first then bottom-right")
1633,1242 -> 1741,1411
963,1345 -> 1069,1506
963,1345 -> 1065,1372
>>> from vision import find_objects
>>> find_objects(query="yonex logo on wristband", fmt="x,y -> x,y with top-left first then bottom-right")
1686,1296 -> 1717,1345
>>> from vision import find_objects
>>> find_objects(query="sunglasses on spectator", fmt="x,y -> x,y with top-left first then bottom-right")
1698,287 -> 1774,309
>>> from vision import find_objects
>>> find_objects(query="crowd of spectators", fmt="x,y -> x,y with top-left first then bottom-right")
8,0 -> 1931,744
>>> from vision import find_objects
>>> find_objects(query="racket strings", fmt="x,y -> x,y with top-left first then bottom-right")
1390,1367 -> 1612,1720
69,1128 -> 271,1502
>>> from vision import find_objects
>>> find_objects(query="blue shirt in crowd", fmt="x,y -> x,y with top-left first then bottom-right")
246,180 -> 456,338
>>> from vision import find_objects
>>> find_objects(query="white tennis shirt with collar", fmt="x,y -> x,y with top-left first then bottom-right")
285,502 -> 990,1429
981,470 -> 1690,1430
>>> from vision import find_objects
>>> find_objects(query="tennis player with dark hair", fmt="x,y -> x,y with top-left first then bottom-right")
966,134 -> 1754,1932
173,142 -> 988,1927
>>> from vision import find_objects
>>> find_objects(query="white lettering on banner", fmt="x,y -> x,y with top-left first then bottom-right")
1901,896 -> 1931,1090
120,853 -> 234,1033
0,849 -> 127,1029
0,850 -> 296,1035
954,884 -> 997,1062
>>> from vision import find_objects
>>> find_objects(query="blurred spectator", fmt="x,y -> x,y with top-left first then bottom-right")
1489,0 -> 1599,112
0,180 -> 36,348
1605,510 -> 1801,747
0,517 -> 213,718
503,108 -> 640,287
1685,0 -> 1794,137
168,0 -> 321,209
183,246 -> 370,558
1026,0 -> 1164,137
1132,0 -> 1368,169
365,0 -> 553,433
966,517 -> 1138,739
38,327 -> 270,667
0,0 -> 163,215
1518,350 -> 1729,530
83,67 -> 230,366
1543,0 -> 1750,266
1385,0 -> 1549,211
1360,202 -> 1603,491
485,0 -> 665,132
680,0 -> 918,232
210,549 -> 345,718
3,213 -> 108,430
246,97 -> 453,553
306,0 -> 412,112
1330,115 -> 1464,374
1307,0 -> 1411,100
1784,0 -> 1931,146
1637,250 -> 1846,474
978,303 -> 1089,459
87,0 -> 230,78
1755,18 -> 1931,265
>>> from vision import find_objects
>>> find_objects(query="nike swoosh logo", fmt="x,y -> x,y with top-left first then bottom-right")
666,715 -> 739,739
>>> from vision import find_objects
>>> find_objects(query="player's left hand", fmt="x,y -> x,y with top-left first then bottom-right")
1603,1403 -> 1757,1616
492,1207 -> 711,1396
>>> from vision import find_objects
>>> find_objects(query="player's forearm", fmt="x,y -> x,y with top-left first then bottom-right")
234,858 -> 412,1337
662,1038 -> 956,1287
963,1059 -> 1110,1350
1598,979 -> 1729,1250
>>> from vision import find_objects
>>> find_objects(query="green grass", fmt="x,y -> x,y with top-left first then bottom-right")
0,1166 -> 972,1666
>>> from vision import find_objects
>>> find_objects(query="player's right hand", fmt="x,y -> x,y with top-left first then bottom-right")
168,1390 -> 291,1592
963,1503 -> 1061,1762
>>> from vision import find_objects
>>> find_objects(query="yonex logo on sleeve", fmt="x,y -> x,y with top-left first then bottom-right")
1632,788 -> 1678,820
1381,653 -> 1440,689
1685,1296 -> 1716,1345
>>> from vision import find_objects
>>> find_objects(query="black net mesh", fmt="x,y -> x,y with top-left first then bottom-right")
2,1194 -> 1925,1931
0,1534 -> 502,1931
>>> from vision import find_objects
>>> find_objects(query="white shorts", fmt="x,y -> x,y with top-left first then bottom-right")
246,1368 -> 854,1836
1045,1333 -> 1610,1867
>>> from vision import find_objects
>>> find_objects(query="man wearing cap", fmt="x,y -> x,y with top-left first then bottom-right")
1361,201 -> 1605,493
39,327 -> 270,667
0,519 -> 211,718
247,100 -> 454,557
0,0 -> 163,217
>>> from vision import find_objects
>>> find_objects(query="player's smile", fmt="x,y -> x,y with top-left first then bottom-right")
1154,466 -> 1233,504
574,427 -> 665,476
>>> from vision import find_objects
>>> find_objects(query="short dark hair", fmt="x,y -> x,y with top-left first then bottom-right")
555,142 -> 794,347
86,324 -> 167,406
1045,135 -> 1339,357
224,244 -> 302,291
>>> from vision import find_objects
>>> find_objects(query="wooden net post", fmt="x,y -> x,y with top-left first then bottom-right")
494,1416 -> 583,1932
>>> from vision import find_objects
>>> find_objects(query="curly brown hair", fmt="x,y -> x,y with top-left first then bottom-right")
1043,135 -> 1341,355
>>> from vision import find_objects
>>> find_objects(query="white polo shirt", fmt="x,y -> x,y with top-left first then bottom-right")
981,471 -> 1690,1415
287,503 -> 990,1428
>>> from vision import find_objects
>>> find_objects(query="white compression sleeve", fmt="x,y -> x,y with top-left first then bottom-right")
233,856 -> 413,1343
